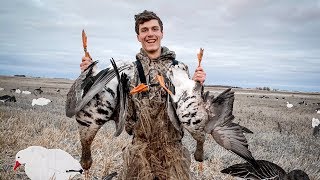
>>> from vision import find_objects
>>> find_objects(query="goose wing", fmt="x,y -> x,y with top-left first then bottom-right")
204,88 -> 258,167
109,58 -> 131,136
66,59 -> 133,135
66,61 -> 99,117
75,62 -> 132,114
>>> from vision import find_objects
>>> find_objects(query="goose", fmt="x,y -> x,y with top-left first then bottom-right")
10,88 -> 21,94
157,48 -> 258,168
221,159 -> 310,180
65,59 -> 133,179
66,30 -> 135,179
14,146 -> 83,180
33,87 -> 43,95
32,97 -> 51,106
312,117 -> 320,136
22,90 -> 32,95
0,95 -> 16,102
286,102 -> 293,108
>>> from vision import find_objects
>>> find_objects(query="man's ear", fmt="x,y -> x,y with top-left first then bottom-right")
137,34 -> 141,42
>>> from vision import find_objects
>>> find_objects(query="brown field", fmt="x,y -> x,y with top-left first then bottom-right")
0,75 -> 320,180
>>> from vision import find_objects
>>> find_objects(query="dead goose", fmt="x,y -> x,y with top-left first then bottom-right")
221,160 -> 310,180
65,59 -> 133,179
157,59 -> 258,168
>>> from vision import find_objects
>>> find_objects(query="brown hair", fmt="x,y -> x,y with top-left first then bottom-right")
134,10 -> 163,35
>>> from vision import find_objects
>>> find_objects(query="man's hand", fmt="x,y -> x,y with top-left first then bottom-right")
193,66 -> 206,85
80,56 -> 93,72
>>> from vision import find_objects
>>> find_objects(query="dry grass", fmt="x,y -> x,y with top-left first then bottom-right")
0,75 -> 319,180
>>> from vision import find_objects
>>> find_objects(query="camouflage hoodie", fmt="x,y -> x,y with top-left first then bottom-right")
121,47 -> 191,180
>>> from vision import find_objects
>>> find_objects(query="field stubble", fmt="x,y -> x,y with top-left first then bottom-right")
0,76 -> 319,180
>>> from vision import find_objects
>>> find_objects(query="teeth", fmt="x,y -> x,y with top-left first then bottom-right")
147,40 -> 156,43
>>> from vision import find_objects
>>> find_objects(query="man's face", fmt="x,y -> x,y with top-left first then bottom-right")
137,19 -> 163,54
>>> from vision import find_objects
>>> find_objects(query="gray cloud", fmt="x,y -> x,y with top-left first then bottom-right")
1,0 -> 319,92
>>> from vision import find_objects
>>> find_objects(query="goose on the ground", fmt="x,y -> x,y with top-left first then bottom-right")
286,102 -> 293,108
312,118 -> 319,128
312,117 -> 320,136
33,87 -> 43,95
0,95 -> 16,102
10,88 -> 21,94
221,159 -> 310,180
14,146 -> 83,180
32,97 -> 51,106
22,90 -> 31,95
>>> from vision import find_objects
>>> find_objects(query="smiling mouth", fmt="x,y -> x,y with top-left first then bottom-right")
146,39 -> 156,43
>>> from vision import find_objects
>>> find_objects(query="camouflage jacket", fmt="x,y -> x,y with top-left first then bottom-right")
125,47 -> 190,144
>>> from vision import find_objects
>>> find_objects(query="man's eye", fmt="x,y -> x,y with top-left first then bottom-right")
141,29 -> 147,32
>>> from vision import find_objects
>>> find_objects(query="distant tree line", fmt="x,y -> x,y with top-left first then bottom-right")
256,87 -> 274,91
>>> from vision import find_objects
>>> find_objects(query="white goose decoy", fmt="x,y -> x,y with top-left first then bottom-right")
22,90 -> 32,95
221,160 -> 310,180
286,102 -> 293,108
14,146 -> 83,180
32,97 -> 51,106
10,88 -> 19,93
312,117 -> 320,136
312,118 -> 320,128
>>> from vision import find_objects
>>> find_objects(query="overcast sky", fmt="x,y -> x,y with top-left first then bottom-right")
1,0 -> 319,92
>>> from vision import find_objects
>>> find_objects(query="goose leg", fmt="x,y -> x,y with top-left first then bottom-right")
156,74 -> 172,95
130,83 -> 148,95
197,48 -> 204,67
188,130 -> 205,174
77,120 -> 102,179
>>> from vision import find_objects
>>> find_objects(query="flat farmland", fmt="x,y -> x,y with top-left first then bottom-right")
1,75 -> 319,179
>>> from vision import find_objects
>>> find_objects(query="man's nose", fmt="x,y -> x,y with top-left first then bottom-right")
146,29 -> 154,37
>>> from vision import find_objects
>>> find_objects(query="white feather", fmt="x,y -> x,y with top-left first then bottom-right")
167,65 -> 195,102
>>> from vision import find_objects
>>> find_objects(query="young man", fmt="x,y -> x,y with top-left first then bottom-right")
80,10 -> 206,180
